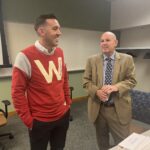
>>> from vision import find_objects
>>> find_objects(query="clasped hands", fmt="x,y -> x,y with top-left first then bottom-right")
96,85 -> 118,102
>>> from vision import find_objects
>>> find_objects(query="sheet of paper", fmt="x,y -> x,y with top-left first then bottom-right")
118,132 -> 150,150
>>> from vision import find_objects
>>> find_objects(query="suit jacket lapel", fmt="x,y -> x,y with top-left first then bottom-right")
96,54 -> 103,87
112,52 -> 121,84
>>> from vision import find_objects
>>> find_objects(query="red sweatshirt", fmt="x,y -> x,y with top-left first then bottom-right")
11,45 -> 71,128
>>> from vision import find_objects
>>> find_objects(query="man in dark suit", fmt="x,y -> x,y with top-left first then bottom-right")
83,31 -> 137,150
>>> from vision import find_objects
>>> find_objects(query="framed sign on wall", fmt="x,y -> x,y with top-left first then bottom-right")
0,0 -> 12,77
0,0 -> 11,68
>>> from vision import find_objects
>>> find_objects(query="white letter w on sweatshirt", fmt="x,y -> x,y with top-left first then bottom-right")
34,57 -> 62,83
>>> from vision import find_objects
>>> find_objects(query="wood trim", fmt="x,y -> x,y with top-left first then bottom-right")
68,69 -> 84,73
72,96 -> 88,102
0,114 -> 7,126
8,111 -> 16,117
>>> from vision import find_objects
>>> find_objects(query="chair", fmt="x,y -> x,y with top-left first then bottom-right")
69,86 -> 74,121
0,100 -> 14,139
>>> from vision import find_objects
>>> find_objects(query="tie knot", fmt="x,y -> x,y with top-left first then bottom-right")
106,57 -> 112,61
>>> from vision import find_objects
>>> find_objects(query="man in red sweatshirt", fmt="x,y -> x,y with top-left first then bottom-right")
11,14 -> 72,150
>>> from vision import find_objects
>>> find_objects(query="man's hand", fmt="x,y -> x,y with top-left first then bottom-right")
96,85 -> 118,102
102,85 -> 118,94
96,89 -> 109,102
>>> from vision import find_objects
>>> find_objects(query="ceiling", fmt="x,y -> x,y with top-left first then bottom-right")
2,0 -> 111,31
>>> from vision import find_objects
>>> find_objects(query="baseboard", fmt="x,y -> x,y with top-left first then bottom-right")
72,96 -> 88,102
8,111 -> 16,117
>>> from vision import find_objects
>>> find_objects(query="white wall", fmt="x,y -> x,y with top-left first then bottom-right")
4,21 -> 37,64
0,21 -> 102,77
120,26 -> 150,92
0,21 -> 38,77
111,0 -> 150,92
59,28 -> 101,71
111,0 -> 150,30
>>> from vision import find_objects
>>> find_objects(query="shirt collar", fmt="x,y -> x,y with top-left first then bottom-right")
103,52 -> 115,61
35,40 -> 55,55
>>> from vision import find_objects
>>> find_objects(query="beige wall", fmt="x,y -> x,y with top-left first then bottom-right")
1,21 -> 101,77
0,78 -> 13,111
120,26 -> 150,92
1,21 -> 94,112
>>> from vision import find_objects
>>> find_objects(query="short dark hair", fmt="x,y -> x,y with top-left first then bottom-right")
34,14 -> 57,31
